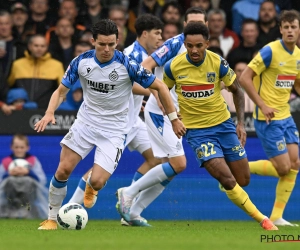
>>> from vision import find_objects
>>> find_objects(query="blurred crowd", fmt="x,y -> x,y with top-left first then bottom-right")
1,0 -> 300,114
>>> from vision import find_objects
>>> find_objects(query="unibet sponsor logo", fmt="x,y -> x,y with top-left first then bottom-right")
87,80 -> 116,93
181,84 -> 214,98
275,75 -> 296,88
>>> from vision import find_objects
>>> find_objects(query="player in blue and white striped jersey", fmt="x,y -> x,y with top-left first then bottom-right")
35,19 -> 185,230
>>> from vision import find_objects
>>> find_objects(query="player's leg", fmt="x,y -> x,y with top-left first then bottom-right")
250,118 -> 299,225
69,169 -> 91,204
84,130 -> 126,208
204,157 -> 277,230
38,121 -> 94,230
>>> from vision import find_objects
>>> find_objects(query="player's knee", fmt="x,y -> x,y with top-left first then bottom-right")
237,176 -> 250,187
172,162 -> 186,174
276,165 -> 290,176
56,166 -> 72,180
291,159 -> 300,171
169,157 -> 186,174
220,176 -> 236,190
89,178 -> 106,191
147,157 -> 162,169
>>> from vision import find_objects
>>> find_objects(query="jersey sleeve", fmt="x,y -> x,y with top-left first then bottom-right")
219,57 -> 236,87
248,45 -> 272,75
151,35 -> 184,66
126,58 -> 156,88
163,59 -> 176,89
61,56 -> 80,88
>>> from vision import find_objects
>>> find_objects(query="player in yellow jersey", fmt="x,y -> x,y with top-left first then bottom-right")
163,21 -> 278,230
240,10 -> 300,227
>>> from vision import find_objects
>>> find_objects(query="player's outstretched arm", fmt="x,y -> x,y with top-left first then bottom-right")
150,78 -> 186,138
34,84 -> 69,132
227,78 -> 246,146
132,83 -> 151,96
240,66 -> 278,124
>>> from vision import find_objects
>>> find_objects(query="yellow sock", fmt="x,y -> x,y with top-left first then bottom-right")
270,169 -> 298,221
226,183 -> 265,223
249,160 -> 279,177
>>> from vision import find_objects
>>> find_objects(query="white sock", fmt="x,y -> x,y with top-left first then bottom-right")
69,178 -> 86,204
130,183 -> 165,219
48,180 -> 67,221
124,163 -> 176,198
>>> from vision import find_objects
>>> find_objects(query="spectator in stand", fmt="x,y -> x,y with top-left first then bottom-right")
257,0 -> 281,46
27,0 -> 54,35
189,0 -> 212,12
45,0 -> 86,45
77,0 -> 108,29
0,134 -> 47,219
6,88 -> 38,111
221,60 -> 254,113
227,19 -> 261,70
48,18 -> 75,70
161,1 -> 182,31
162,22 -> 179,41
78,29 -> 93,46
207,9 -> 240,58
7,34 -> 64,109
74,41 -> 93,56
207,46 -> 224,57
11,2 -> 35,43
0,10 -> 26,115
208,36 -> 221,48
108,5 -> 136,49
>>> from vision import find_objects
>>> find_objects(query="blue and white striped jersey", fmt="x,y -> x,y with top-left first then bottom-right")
146,34 -> 186,114
62,49 -> 155,134
123,41 -> 148,125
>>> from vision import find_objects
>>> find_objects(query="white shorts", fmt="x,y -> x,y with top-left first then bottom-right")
144,110 -> 184,158
126,117 -> 151,154
60,119 -> 125,174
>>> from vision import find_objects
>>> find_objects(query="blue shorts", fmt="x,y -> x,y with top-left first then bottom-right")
254,116 -> 299,159
186,118 -> 247,167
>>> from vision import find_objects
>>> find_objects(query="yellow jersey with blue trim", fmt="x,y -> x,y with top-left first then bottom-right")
163,50 -> 236,129
248,40 -> 300,120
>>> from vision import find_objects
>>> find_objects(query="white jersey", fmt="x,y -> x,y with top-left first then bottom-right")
123,41 -> 148,125
145,33 -> 186,114
62,49 -> 155,134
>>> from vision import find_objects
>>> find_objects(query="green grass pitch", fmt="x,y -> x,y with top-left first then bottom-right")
1,220 -> 300,250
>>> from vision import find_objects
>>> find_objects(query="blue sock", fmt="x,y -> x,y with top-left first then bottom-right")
51,176 -> 67,188
133,172 -> 143,182
162,162 -> 177,177
78,178 -> 86,191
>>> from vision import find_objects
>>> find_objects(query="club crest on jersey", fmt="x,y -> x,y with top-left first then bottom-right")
297,60 -> 300,70
206,72 -> 216,82
109,69 -> 119,81
196,147 -> 205,159
275,75 -> 296,88
156,45 -> 169,58
181,84 -> 214,98
276,140 -> 286,151
87,67 -> 91,73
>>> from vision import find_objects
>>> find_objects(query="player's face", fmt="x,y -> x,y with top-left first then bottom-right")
92,34 -> 118,63
184,13 -> 207,27
184,34 -> 208,63
146,29 -> 162,54
11,138 -> 29,158
280,20 -> 300,44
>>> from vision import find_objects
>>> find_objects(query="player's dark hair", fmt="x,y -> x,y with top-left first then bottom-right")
184,22 -> 209,40
184,7 -> 207,22
279,10 -> 300,26
91,19 -> 118,40
135,14 -> 164,37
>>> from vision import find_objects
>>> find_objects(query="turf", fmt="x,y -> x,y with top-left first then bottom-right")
1,220 -> 300,250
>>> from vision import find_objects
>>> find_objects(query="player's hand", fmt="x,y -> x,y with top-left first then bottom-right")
261,105 -> 278,124
140,100 -> 147,112
236,123 -> 247,147
171,119 -> 186,138
34,111 -> 56,132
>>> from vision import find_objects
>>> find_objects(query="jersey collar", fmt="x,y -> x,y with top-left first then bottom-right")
135,40 -> 148,55
186,51 -> 206,67
93,50 -> 116,68
280,39 -> 294,55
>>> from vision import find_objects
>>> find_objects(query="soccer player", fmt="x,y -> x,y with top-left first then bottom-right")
34,19 -> 185,230
68,14 -> 164,227
116,7 -> 207,226
162,22 -> 278,230
239,10 -> 300,227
